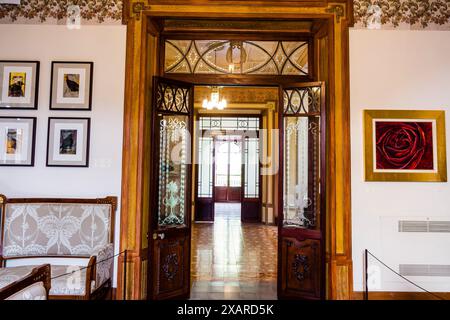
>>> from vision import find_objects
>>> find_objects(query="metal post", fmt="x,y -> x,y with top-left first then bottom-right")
364,249 -> 369,300
123,250 -> 127,301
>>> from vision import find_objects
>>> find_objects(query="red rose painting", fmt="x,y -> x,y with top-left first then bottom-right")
375,121 -> 434,170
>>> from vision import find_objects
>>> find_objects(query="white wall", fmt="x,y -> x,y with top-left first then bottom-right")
0,24 -> 126,286
350,30 -> 450,292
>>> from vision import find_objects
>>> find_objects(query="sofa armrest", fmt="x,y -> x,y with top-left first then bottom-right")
90,243 -> 114,290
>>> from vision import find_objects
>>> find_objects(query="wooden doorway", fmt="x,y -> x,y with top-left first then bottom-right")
149,24 -> 327,301
119,2 -> 354,300
195,114 -> 262,223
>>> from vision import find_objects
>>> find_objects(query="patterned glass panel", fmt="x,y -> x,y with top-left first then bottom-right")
244,137 -> 260,198
165,40 -> 308,76
283,86 -> 321,115
283,116 -> 320,229
156,81 -> 190,114
199,117 -> 260,131
198,137 -> 213,198
158,115 -> 189,226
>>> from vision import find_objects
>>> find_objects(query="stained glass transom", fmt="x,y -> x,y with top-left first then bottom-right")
165,40 -> 308,76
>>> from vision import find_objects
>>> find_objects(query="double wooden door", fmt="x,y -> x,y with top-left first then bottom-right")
195,127 -> 261,223
148,77 -> 326,300
213,135 -> 243,203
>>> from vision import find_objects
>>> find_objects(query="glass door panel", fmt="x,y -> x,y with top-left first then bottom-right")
157,115 -> 189,226
198,137 -> 213,198
283,116 -> 320,228
241,134 -> 261,222
278,82 -> 325,300
215,139 -> 229,187
229,137 -> 242,187
244,137 -> 260,198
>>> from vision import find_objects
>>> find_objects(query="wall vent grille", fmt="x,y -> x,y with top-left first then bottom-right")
398,221 -> 450,233
399,264 -> 450,277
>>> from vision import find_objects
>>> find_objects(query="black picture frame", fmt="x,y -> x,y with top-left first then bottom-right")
0,116 -> 37,167
49,61 -> 93,111
0,60 -> 40,110
46,117 -> 91,168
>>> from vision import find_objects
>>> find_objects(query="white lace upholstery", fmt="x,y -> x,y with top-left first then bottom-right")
2,203 -> 112,258
48,265 -> 92,296
1,199 -> 115,298
0,266 -> 35,290
5,282 -> 47,300
92,243 -> 114,289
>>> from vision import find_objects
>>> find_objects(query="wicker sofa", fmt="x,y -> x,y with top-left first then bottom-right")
0,195 -> 117,300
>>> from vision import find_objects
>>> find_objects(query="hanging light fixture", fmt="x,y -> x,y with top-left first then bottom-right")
202,86 -> 227,110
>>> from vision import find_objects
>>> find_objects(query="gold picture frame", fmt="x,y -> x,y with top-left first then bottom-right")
364,110 -> 447,182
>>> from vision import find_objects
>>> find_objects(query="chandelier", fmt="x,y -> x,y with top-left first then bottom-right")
202,86 -> 227,110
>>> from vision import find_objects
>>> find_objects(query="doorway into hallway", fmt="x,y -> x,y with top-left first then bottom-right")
147,69 -> 327,300
191,203 -> 278,300
191,109 -> 277,299
195,115 -> 262,223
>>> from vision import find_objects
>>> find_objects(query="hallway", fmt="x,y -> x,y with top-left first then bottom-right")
191,203 -> 278,300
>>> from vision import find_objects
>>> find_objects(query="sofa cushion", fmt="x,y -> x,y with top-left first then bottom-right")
48,265 -> 94,296
0,266 -> 35,290
1,265 -> 95,297
2,203 -> 112,258
5,282 -> 47,300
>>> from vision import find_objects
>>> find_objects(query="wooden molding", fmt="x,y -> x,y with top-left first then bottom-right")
325,4 -> 345,23
132,2 -> 151,21
353,291 -> 450,300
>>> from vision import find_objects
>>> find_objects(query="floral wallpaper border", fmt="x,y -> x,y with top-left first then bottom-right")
0,0 -> 449,29
354,0 -> 450,30
0,0 -> 123,24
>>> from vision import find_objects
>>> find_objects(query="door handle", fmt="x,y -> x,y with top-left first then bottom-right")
153,233 -> 165,240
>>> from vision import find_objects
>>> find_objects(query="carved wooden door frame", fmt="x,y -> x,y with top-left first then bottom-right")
118,0 -> 354,300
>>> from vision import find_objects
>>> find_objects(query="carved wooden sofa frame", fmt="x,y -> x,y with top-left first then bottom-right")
0,264 -> 51,300
0,195 -> 117,300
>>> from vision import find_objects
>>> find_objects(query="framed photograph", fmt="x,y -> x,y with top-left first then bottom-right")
50,61 -> 93,111
364,110 -> 447,182
47,117 -> 91,167
0,61 -> 40,110
0,117 -> 36,166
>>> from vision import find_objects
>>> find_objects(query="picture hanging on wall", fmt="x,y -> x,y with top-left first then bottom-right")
50,61 -> 93,110
364,110 -> 447,182
47,117 -> 90,167
0,61 -> 40,110
0,117 -> 36,167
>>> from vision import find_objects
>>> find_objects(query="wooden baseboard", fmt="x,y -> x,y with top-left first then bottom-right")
353,291 -> 450,300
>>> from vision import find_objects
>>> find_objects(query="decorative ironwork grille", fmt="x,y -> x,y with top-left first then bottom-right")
165,40 -> 308,76
283,86 -> 321,115
156,82 -> 191,114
